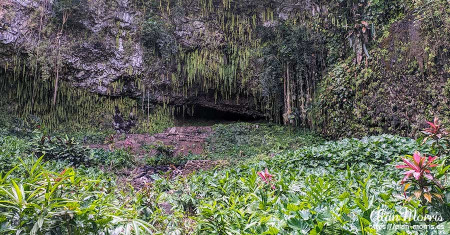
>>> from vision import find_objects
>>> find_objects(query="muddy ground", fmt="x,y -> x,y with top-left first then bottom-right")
89,126 -> 227,189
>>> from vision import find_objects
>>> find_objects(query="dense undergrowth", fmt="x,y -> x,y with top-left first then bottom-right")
0,1 -> 448,234
142,122 -> 322,167
0,120 -> 448,234
205,123 -> 322,161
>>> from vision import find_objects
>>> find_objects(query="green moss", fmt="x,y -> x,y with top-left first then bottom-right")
310,1 -> 449,138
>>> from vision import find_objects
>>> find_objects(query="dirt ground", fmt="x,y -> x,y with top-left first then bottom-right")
89,126 -> 227,189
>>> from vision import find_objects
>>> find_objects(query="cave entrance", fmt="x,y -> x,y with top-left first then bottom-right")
174,105 -> 264,126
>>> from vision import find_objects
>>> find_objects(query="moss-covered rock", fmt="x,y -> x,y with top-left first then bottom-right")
0,0 -> 448,137
312,2 -> 449,138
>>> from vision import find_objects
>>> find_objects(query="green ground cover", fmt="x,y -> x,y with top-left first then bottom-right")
0,122 -> 448,234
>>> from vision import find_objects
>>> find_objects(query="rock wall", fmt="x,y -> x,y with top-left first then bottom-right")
311,6 -> 449,138
0,0 -> 448,137
0,0 -> 143,91
0,0 -> 273,117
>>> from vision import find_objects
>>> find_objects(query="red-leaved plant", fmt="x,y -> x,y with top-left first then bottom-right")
422,117 -> 448,140
257,168 -> 276,190
422,117 -> 449,160
396,152 -> 443,203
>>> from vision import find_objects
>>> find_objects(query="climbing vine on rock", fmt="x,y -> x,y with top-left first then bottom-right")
0,0 -> 447,139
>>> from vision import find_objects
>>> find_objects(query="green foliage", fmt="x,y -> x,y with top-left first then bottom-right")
54,0 -> 85,13
325,0 -> 408,60
53,0 -> 89,28
0,0 -> 449,233
143,141 -> 191,166
0,122 -> 448,234
0,102 -> 42,137
0,100 -> 13,131
31,133 -> 91,166
3,0 -> 445,137
259,23 -> 326,122
311,0 -> 450,138
144,141 -> 175,157
7,116 -> 42,137
0,67 -> 141,132
30,131 -> 136,170
66,129 -> 114,144
159,127 -> 446,234
91,148 -> 136,170
0,136 -> 30,173
178,135 -> 448,234
0,156 -> 154,234
445,78 -> 450,100
286,135 -> 432,168
206,123 -> 322,160
141,17 -> 178,60
145,153 -> 202,167
134,105 -> 175,135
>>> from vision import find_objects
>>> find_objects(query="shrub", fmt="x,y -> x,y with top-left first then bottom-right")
207,123 -> 321,160
0,136 -> 30,172
188,134 -> 448,234
1,122 -> 447,234
53,0 -> 89,29
422,117 -> 449,158
144,141 -> 178,166
0,156 -> 154,234
393,117 -> 450,217
91,148 -> 135,170
31,134 -> 91,166
141,18 -> 177,60
284,134 -> 432,168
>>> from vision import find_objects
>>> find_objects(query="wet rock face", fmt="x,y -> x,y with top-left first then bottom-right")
59,0 -> 145,96
0,1 -> 34,61
174,18 -> 224,49
0,0 -> 143,92
3,1 -> 446,135
0,0 -> 266,117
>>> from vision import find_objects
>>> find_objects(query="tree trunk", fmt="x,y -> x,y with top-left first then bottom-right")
53,35 -> 61,106
53,11 -> 68,106
283,62 -> 292,125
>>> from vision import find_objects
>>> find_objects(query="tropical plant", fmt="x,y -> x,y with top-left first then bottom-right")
0,136 -> 30,172
141,17 -> 178,60
91,148 -> 135,170
31,133 -> 91,166
396,152 -> 444,203
206,123 -> 321,161
1,122 -> 448,234
257,168 -> 275,190
53,0 -> 88,28
0,156 -> 154,234
423,117 -> 448,140
144,141 -> 178,166
422,117 -> 449,158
